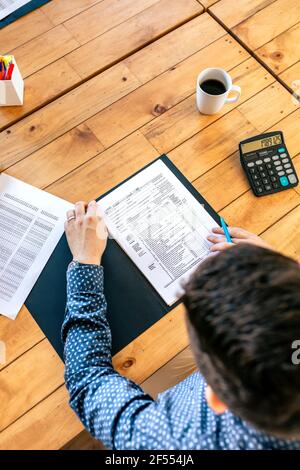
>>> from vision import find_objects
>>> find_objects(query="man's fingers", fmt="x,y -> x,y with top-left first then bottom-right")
75,201 -> 87,219
66,209 -> 75,221
210,242 -> 234,252
86,200 -> 97,217
212,226 -> 252,239
207,234 -> 226,244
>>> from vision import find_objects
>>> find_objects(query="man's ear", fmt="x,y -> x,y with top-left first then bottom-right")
205,385 -> 228,414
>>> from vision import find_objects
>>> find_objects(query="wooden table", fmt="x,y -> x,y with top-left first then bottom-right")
0,0 -> 300,450
209,0 -> 300,95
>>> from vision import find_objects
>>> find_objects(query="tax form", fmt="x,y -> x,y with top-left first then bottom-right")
0,0 -> 31,20
0,174 -> 72,319
98,160 -> 217,306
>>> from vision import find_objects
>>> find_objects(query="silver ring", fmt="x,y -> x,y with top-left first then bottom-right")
67,215 -> 76,222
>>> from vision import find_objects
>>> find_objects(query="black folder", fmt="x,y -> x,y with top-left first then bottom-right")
25,155 -> 220,359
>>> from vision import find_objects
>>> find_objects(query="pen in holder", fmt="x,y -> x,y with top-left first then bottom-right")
0,55 -> 24,106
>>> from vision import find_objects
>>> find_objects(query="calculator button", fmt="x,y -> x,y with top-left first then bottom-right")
281,158 -> 289,163
256,160 -> 263,165
257,187 -> 263,194
284,163 -> 291,169
274,161 -> 281,166
280,176 -> 289,187
276,166 -> 283,171
278,171 -> 285,176
247,162 -> 255,167
271,176 -> 277,182
252,174 -> 260,181
249,168 -> 256,174
254,180 -> 262,187
258,166 -> 264,172
286,168 -> 293,174
268,170 -> 275,176
272,155 -> 279,161
279,153 -> 287,158
273,182 -> 279,189
265,185 -> 272,191
278,148 -> 286,153
288,174 -> 298,184
263,157 -> 271,163
262,178 -> 269,184
266,163 -> 272,169
261,172 -> 267,178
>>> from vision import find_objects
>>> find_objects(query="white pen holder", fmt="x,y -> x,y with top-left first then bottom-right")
0,57 -> 24,106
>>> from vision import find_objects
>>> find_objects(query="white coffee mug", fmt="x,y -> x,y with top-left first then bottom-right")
196,68 -> 241,115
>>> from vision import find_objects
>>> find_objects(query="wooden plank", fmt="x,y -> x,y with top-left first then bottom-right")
7,124 -> 104,189
0,386 -> 83,450
167,109 -> 257,182
231,0 -> 300,51
0,307 -> 44,371
12,25 -> 79,78
280,61 -> 300,96
256,22 -> 300,75
0,14 -> 220,131
0,63 -> 140,170
0,339 -> 64,431
41,0 -> 104,26
64,0 -> 162,45
256,23 -> 300,74
200,0 -> 220,9
87,34 -> 249,148
0,59 -> 81,131
47,132 -> 159,201
65,0 -> 203,79
124,13 -> 226,84
261,205 -> 300,261
220,188 -> 300,234
0,10 -> 53,53
143,57 -> 274,153
238,82 -> 297,131
209,0 -> 276,29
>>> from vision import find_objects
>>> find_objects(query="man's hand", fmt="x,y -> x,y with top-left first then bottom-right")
65,200 -> 108,265
207,226 -> 272,253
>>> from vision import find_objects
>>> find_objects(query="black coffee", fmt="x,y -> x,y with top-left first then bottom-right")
200,79 -> 226,95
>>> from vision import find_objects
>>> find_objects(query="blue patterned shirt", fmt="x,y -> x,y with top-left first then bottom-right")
62,263 -> 300,450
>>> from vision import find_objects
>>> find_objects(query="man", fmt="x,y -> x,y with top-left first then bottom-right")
62,200 -> 300,450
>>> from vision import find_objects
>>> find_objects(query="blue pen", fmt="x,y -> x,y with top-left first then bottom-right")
220,217 -> 232,243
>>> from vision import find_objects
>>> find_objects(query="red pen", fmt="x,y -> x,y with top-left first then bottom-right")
5,63 -> 14,80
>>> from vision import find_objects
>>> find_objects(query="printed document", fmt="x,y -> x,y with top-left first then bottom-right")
98,160 -> 217,306
0,174 -> 72,319
0,0 -> 31,20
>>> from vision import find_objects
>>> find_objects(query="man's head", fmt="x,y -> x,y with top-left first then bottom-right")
183,244 -> 300,438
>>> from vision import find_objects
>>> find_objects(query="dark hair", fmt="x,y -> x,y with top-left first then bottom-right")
183,244 -> 300,438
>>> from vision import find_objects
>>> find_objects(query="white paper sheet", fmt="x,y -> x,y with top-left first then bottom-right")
98,160 -> 217,306
0,174 -> 72,319
0,0 -> 31,20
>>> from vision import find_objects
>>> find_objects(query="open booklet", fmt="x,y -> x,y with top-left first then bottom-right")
0,0 -> 31,20
0,160 -> 217,319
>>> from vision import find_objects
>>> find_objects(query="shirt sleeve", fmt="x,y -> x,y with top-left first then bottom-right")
62,263 -> 182,450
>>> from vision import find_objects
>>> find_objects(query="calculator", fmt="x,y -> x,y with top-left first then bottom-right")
239,131 -> 299,196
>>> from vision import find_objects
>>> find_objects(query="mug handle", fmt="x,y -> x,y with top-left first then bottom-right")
225,84 -> 241,103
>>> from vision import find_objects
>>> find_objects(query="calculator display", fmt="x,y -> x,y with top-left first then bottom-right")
241,134 -> 282,153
